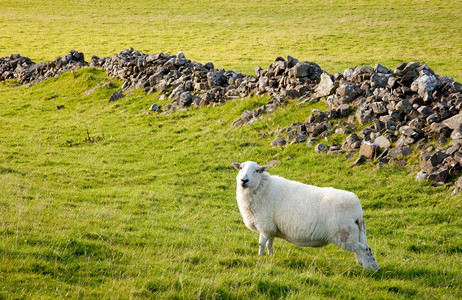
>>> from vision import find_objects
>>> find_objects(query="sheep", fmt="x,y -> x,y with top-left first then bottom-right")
232,161 -> 380,271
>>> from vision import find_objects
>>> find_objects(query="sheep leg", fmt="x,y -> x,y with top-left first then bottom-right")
266,237 -> 274,255
258,234 -> 267,255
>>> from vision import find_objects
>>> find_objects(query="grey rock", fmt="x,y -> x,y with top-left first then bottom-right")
271,137 -> 286,147
428,166 -> 449,183
315,143 -> 328,153
371,101 -> 388,115
374,64 -> 391,74
108,89 -> 124,102
417,106 -> 434,118
149,103 -> 161,112
374,136 -> 391,149
411,74 -> 438,98
388,147 -> 412,158
456,176 -> 462,188
342,133 -> 361,150
337,83 -> 359,102
356,103 -> 373,125
179,91 -> 193,107
416,171 -> 428,182
429,150 -> 448,167
429,122 -> 451,137
359,140 -> 379,159
267,160 -> 281,166
337,103 -> 351,116
315,73 -> 335,98
451,124 -> 462,140
370,73 -> 392,88
442,113 -> 462,130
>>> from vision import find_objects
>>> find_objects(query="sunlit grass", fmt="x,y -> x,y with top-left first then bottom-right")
1,68 -> 461,298
0,0 -> 460,80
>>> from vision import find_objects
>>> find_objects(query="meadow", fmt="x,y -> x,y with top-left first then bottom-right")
1,0 -> 462,299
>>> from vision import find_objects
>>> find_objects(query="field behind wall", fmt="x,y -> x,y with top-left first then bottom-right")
1,0 -> 461,299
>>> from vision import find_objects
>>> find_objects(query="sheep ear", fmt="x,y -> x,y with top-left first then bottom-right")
232,162 -> 241,170
258,166 -> 269,173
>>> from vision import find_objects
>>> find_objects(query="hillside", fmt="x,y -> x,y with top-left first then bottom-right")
1,0 -> 461,298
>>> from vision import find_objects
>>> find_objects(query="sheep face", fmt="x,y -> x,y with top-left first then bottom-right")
232,161 -> 268,189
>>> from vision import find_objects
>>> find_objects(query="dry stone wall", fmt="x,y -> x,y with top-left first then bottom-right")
1,49 -> 461,190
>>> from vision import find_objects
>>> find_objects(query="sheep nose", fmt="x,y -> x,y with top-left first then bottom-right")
241,178 -> 249,184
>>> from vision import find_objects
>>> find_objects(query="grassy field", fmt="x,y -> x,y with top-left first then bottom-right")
1,0 -> 462,299
0,0 -> 461,80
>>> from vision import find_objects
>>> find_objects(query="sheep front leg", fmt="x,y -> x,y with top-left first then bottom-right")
258,234 -> 267,255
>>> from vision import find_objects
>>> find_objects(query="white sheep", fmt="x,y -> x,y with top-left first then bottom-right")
232,161 -> 380,271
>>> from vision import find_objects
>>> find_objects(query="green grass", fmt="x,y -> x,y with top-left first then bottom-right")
1,68 -> 461,299
0,0 -> 461,81
1,0 -> 462,298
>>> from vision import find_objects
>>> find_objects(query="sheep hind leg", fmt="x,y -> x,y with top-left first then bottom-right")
258,234 -> 274,255
266,237 -> 274,255
258,234 -> 267,256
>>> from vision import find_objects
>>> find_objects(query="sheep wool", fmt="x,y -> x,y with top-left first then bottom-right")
232,161 -> 380,272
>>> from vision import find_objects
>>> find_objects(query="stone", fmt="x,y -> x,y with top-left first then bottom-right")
446,143 -> 461,156
450,124 -> 462,140
178,91 -> 193,107
456,176 -> 462,188
370,73 -> 391,88
337,83 -> 359,102
426,112 -> 441,124
371,101 -> 388,115
374,63 -> 391,74
395,136 -> 415,147
271,137 -> 286,147
454,152 -> 462,164
388,147 -> 412,158
291,133 -> 307,143
293,62 -> 310,77
359,140 -> 379,159
429,150 -> 448,167
417,106 -> 434,118
149,103 -> 161,112
427,166 -> 449,183
356,103 -> 373,125
352,155 -> 366,165
430,122 -> 451,137
374,136 -> 391,149
416,171 -> 428,182
207,69 -> 226,88
399,126 -> 420,139
442,113 -> 462,130
315,143 -> 328,153
267,160 -> 281,166
411,74 -> 438,98
108,89 -> 124,102
337,103 -> 351,116
306,137 -> 317,146
315,73 -> 335,97
345,150 -> 356,160
342,133 -> 361,150
372,119 -> 384,132
395,99 -> 413,112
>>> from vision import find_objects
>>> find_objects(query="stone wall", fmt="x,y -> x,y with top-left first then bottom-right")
1,49 -> 461,189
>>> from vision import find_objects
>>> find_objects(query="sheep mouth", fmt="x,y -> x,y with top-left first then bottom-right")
241,182 -> 250,188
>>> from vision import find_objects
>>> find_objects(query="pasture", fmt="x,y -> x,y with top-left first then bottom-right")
1,0 -> 461,298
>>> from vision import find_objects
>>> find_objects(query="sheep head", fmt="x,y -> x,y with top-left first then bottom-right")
232,161 -> 268,189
